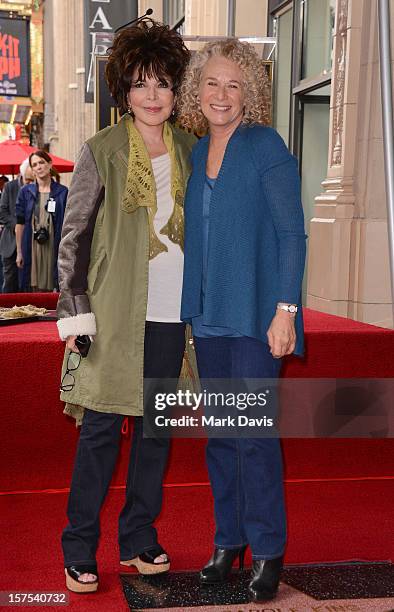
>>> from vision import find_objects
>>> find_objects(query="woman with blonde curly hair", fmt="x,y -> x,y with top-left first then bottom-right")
178,39 -> 306,602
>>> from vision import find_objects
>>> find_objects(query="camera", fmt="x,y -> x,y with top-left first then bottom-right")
33,227 -> 50,244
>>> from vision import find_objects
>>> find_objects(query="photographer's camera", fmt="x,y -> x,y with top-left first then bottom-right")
33,227 -> 50,244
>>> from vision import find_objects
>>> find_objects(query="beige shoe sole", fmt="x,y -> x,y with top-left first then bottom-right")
65,568 -> 98,593
120,557 -> 170,575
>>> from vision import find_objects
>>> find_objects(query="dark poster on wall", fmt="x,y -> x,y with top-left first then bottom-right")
95,55 -> 120,132
0,17 -> 30,97
84,0 -> 137,102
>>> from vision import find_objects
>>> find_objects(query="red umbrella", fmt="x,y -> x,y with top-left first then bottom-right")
0,139 -> 74,175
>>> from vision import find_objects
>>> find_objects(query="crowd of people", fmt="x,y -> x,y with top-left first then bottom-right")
0,152 -> 68,293
55,18 -> 306,604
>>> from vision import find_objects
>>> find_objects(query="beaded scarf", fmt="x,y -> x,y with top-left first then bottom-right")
122,117 -> 185,259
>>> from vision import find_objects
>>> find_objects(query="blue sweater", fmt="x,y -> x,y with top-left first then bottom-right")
192,175 -> 241,337
181,124 -> 307,355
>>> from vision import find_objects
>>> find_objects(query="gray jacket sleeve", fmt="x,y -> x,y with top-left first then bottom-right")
0,182 -> 12,227
56,142 -> 104,340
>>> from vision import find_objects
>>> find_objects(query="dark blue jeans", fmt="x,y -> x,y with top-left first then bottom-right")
62,321 -> 186,567
194,335 -> 286,560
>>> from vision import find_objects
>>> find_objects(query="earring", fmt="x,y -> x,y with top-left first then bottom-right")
172,109 -> 176,116
127,103 -> 133,116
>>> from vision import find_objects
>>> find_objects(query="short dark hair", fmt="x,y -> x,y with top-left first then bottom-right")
29,150 -> 52,167
105,19 -> 190,115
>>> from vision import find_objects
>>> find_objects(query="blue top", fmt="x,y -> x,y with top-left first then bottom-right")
192,175 -> 241,338
16,180 -> 68,290
181,124 -> 307,356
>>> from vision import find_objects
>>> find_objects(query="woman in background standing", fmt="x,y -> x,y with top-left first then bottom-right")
15,150 -> 68,291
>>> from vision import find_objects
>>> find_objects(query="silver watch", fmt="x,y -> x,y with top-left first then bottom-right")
277,302 -> 298,315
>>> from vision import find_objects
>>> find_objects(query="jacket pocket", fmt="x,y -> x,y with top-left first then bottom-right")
87,251 -> 108,295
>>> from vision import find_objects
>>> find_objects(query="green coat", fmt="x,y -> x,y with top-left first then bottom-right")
57,115 -> 197,423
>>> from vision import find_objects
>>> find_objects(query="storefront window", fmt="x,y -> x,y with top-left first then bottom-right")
302,0 -> 335,80
270,0 -> 333,299
273,7 -> 293,145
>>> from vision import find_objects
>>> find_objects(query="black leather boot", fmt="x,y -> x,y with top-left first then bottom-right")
200,546 -> 247,584
248,556 -> 283,601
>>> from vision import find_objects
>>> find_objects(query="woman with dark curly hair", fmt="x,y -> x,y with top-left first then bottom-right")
178,40 -> 306,602
56,19 -> 195,593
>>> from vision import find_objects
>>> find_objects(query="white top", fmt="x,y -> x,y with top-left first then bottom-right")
146,153 -> 184,322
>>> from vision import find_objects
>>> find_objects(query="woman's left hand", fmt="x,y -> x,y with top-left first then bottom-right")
267,310 -> 296,358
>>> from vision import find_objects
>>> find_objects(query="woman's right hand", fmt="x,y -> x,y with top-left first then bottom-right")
16,252 -> 24,268
66,335 -> 79,353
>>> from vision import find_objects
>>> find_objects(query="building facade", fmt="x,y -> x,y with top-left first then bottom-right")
268,0 -> 392,328
305,0 -> 393,328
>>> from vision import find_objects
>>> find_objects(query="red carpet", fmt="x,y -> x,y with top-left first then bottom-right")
0,295 -> 393,609
1,302 -> 393,492
1,480 -> 393,611
0,291 -> 59,309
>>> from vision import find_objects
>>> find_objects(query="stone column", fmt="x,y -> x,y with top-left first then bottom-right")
306,0 -> 393,328
43,0 -> 55,145
185,0 -> 227,36
43,0 -> 95,185
235,0 -> 268,36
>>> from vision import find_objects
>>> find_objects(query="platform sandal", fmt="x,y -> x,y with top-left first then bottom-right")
120,544 -> 170,575
65,564 -> 99,593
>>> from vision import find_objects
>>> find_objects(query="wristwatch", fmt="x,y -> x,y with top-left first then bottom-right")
277,302 -> 298,315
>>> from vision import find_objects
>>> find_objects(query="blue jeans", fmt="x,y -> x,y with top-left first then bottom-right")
62,322 -> 186,567
194,335 -> 286,560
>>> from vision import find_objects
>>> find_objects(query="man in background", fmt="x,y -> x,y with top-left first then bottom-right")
0,175 -> 9,192
0,161 -> 34,292
0,175 -> 9,292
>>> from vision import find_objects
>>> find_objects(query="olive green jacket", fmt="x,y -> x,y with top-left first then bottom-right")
57,115 -> 196,423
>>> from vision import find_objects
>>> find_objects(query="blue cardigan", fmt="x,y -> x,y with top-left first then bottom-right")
181,124 -> 307,355
16,180 -> 68,290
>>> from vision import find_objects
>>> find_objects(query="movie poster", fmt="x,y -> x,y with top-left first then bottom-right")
0,17 -> 30,97
95,55 -> 119,132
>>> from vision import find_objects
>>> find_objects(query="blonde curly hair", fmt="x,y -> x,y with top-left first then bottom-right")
177,38 -> 271,133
